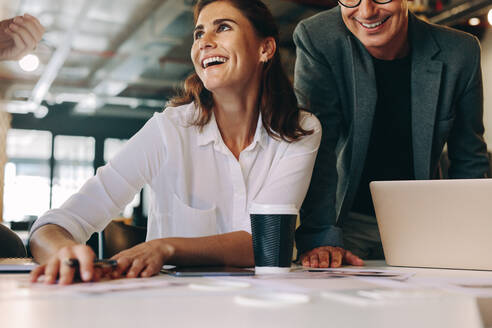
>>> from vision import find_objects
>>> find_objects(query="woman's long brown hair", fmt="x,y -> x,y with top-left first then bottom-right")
167,0 -> 312,142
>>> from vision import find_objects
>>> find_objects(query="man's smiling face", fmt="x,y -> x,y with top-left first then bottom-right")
341,0 -> 409,59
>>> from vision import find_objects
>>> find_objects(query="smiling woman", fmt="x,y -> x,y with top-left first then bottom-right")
169,0 -> 312,143
29,0 -> 321,285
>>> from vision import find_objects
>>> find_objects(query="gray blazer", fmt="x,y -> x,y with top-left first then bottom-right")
294,7 -> 489,254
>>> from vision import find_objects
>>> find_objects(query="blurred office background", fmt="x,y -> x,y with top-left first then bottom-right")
0,0 -> 491,228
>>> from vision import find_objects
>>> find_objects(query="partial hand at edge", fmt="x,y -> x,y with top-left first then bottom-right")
300,246 -> 364,268
0,13 -> 45,61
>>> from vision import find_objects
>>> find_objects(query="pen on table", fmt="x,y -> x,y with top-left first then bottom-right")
64,258 -> 118,269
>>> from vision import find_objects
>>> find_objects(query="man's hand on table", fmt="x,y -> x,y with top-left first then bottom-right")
300,246 -> 364,268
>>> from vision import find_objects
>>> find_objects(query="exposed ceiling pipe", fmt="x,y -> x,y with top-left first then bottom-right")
72,0 -> 193,115
429,0 -> 492,25
28,0 -> 95,117
10,87 -> 163,109
89,0 -> 193,97
84,0 -> 168,84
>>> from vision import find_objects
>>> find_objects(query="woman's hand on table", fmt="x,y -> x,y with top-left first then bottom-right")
300,246 -> 364,268
30,244 -> 110,285
111,239 -> 175,279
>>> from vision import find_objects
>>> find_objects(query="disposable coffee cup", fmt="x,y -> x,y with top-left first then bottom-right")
249,203 -> 298,274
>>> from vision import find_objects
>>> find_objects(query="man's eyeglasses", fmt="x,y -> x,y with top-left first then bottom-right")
338,0 -> 392,9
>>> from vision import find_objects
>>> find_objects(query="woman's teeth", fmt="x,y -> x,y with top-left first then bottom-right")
202,56 -> 228,68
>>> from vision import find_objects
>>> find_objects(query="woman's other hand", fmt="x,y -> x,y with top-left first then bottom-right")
111,240 -> 175,279
300,246 -> 364,268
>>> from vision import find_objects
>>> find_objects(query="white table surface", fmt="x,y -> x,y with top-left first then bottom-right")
1,261 -> 491,328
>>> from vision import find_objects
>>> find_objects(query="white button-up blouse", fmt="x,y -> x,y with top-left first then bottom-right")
30,103 -> 321,243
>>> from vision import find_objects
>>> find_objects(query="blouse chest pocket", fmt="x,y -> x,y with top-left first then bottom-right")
171,193 -> 217,237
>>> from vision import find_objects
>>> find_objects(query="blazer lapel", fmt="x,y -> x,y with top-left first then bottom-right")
349,36 -> 378,189
409,14 -> 443,179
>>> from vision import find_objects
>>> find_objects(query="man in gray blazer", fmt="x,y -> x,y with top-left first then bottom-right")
294,0 -> 489,267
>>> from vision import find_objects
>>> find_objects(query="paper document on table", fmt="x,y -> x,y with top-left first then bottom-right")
23,277 -> 184,296
413,276 -> 492,297
321,288 -> 451,306
1,276 -> 185,300
249,268 -> 414,281
299,267 -> 415,281
252,271 -> 350,280
62,277 -> 177,294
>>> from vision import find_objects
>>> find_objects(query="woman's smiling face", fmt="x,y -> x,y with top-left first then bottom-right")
191,1 -> 267,94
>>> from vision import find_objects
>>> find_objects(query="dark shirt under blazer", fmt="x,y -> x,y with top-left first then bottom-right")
294,6 -> 489,255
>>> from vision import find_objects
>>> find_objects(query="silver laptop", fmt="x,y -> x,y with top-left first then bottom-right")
370,179 -> 492,270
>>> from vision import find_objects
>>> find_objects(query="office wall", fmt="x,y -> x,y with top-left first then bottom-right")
482,28 -> 492,149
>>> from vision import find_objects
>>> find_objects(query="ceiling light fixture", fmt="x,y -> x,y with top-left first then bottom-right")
18,54 -> 40,72
468,17 -> 481,26
33,105 -> 49,119
488,8 -> 492,26
0,101 -> 48,118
